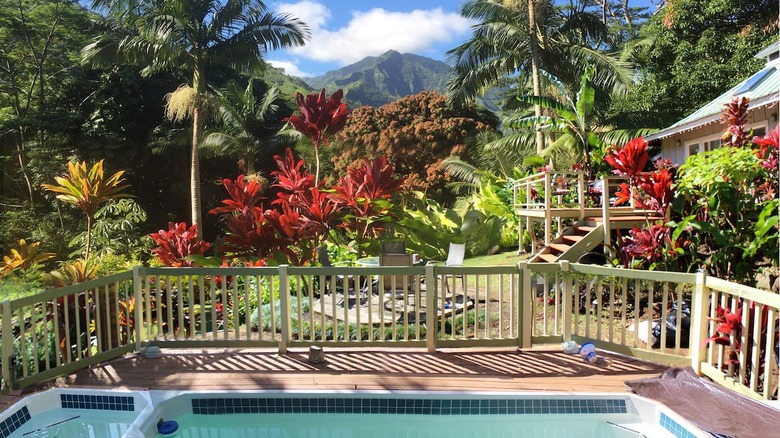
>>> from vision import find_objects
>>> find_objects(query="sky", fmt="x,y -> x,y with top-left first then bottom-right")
265,0 -> 473,78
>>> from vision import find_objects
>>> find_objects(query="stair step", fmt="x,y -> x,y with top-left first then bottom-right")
562,234 -> 584,243
536,253 -> 558,263
574,225 -> 596,233
548,243 -> 571,253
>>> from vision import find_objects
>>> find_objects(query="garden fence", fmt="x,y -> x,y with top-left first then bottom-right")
2,263 -> 777,401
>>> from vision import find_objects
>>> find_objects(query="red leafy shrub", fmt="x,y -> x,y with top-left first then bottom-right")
753,125 -> 779,181
149,222 -> 211,267
620,225 -> 670,265
639,168 -> 674,215
285,88 -> 349,183
271,148 -> 316,206
605,137 -> 649,184
720,97 -> 750,147
210,175 -> 264,215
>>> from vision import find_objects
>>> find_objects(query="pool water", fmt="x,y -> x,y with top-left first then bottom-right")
0,389 -> 706,438
160,412 -> 663,437
9,409 -> 136,438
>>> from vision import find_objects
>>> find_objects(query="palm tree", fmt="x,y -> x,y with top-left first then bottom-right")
493,67 -> 654,177
83,0 -> 309,237
202,80 -> 293,176
446,0 -> 633,152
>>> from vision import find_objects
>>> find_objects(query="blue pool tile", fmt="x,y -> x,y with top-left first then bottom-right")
60,393 -> 134,411
660,413 -> 697,438
0,406 -> 30,438
190,397 -> 627,416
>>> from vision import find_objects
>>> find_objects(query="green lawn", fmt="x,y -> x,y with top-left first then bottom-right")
463,250 -> 530,266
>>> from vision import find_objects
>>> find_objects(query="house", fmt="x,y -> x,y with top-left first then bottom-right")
646,40 -> 780,164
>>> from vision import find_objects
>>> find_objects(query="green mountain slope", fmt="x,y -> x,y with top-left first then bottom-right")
303,50 -> 451,107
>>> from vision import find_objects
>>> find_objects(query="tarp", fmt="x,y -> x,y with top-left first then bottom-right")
626,367 -> 779,438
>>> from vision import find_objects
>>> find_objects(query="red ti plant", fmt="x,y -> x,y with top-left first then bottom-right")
285,88 -> 350,184
605,137 -> 649,185
149,222 -> 211,267
753,125 -> 779,187
639,168 -> 674,216
618,224 -> 682,269
331,155 -> 405,256
210,174 -> 264,215
720,97 -> 750,147
613,182 -> 632,207
271,148 -> 339,259
704,300 -> 776,391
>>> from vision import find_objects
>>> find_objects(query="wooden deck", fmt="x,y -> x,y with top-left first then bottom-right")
1,347 -> 667,413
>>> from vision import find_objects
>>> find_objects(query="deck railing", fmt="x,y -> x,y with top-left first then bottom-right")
2,263 -> 777,401
512,171 -> 657,250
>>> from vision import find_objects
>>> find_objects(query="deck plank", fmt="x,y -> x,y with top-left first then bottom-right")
1,347 -> 668,414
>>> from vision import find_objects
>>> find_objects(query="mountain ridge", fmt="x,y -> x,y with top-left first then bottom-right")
302,50 -> 451,107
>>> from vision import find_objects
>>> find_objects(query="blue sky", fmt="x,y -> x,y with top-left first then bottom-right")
266,1 -> 473,78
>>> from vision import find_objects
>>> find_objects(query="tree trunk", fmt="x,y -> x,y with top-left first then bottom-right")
85,215 -> 93,262
191,68 -> 205,238
528,0 -> 544,154
191,105 -> 203,238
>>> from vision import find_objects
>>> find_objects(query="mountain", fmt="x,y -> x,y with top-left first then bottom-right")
303,50 -> 451,107
262,65 -> 316,99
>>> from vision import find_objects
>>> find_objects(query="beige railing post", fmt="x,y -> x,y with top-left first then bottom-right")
543,172 -> 552,246
518,262 -> 533,348
133,266 -> 143,352
1,300 -> 12,390
602,178 -> 612,247
426,264 -> 437,352
690,269 -> 710,375
278,265 -> 291,354
578,172 -> 585,220
559,261 -> 572,342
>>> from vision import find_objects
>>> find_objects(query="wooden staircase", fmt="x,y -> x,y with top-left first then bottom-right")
530,220 -> 604,263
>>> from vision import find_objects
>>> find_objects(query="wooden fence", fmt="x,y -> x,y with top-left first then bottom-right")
2,263 -> 777,401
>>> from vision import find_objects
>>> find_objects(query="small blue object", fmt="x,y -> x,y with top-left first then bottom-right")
158,420 -> 178,435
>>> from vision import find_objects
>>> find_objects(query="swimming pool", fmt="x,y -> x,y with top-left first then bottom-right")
0,389 -> 708,438
0,388 -> 150,438
141,391 -> 709,438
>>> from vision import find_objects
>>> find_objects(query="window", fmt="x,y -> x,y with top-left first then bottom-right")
688,143 -> 700,156
704,139 -> 721,152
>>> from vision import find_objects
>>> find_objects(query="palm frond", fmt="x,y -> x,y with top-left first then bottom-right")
442,157 -> 484,189
601,128 -> 659,147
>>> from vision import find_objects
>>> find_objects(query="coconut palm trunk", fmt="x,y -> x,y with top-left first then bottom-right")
528,0 -> 544,154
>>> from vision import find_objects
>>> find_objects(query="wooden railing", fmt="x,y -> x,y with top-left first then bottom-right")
2,263 -> 777,401
512,171 -> 656,250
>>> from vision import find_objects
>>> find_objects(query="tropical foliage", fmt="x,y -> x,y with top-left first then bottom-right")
603,98 -> 779,284
285,88 -> 350,184
0,240 -> 55,279
83,0 -> 309,235
675,103 -> 778,283
332,91 -> 496,202
203,81 -> 295,177
41,160 -> 132,261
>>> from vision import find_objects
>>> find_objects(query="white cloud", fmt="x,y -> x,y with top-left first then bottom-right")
274,2 -> 472,67
266,59 -> 313,78
276,0 -> 330,33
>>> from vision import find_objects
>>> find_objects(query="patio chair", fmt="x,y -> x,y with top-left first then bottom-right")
316,247 -> 355,293
427,242 -> 466,294
381,240 -> 406,254
380,253 -> 414,291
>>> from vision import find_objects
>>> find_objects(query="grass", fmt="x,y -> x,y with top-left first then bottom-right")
463,250 -> 530,266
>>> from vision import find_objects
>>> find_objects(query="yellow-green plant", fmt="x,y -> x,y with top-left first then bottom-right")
44,259 -> 98,288
0,239 -> 55,279
42,160 -> 131,261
